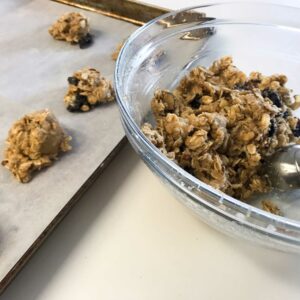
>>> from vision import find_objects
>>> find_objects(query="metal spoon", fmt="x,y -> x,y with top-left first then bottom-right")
263,144 -> 300,190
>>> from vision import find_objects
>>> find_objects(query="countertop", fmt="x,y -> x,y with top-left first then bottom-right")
3,143 -> 300,300
3,0 -> 300,299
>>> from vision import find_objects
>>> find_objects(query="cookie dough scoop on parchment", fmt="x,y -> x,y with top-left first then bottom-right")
2,110 -> 72,183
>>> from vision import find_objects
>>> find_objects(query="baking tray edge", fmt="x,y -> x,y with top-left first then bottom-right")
52,0 -> 170,25
0,137 -> 127,294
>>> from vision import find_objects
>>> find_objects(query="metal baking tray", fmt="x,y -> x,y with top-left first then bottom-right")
0,0 -> 168,293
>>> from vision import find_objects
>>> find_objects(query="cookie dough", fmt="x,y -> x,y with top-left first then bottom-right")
49,12 -> 92,48
111,40 -> 125,61
64,67 -> 115,112
142,56 -> 300,200
261,200 -> 282,215
2,110 -> 72,183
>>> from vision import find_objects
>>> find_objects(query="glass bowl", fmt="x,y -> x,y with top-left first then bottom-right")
114,2 -> 300,252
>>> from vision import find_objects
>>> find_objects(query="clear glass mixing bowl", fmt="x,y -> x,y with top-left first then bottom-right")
115,2 -> 300,252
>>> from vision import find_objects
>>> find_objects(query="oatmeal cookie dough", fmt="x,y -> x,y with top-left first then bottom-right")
49,12 -> 92,48
111,40 -> 125,61
142,56 -> 300,200
64,67 -> 115,112
2,110 -> 72,183
261,200 -> 282,216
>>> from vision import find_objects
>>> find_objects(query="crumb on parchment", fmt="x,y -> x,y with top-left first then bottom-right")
111,40 -> 125,61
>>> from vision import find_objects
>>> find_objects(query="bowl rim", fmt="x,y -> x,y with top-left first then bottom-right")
115,2 -> 300,241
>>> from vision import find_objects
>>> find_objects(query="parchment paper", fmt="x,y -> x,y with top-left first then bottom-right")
0,0 -> 137,285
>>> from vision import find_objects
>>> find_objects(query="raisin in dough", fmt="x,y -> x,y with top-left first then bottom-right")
49,12 -> 92,48
2,110 -> 72,183
64,68 -> 115,112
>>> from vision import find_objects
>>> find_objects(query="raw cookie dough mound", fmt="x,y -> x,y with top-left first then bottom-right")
142,56 -> 300,200
64,67 -> 115,112
49,12 -> 92,48
2,110 -> 72,183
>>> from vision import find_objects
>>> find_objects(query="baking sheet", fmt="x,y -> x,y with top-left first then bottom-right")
54,0 -> 169,25
0,0 -> 138,291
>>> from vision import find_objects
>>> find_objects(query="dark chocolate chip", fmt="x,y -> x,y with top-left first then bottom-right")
79,33 -> 93,49
268,119 -> 276,137
189,94 -> 202,109
293,119 -> 300,137
262,89 -> 282,108
67,76 -> 79,85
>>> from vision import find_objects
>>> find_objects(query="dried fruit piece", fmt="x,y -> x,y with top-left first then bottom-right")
78,33 -> 93,49
268,119 -> 276,137
67,76 -> 79,85
262,89 -> 282,108
189,94 -> 202,109
293,119 -> 300,137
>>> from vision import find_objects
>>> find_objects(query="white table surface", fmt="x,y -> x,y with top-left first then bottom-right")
3,0 -> 300,299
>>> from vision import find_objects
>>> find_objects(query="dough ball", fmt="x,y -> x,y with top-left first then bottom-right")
49,12 -> 92,48
2,110 -> 72,183
64,67 -> 115,112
